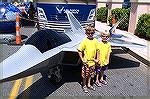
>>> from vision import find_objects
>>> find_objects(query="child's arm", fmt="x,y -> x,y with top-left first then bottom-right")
107,44 -> 112,64
107,53 -> 110,64
77,40 -> 87,63
78,51 -> 87,63
96,50 -> 100,64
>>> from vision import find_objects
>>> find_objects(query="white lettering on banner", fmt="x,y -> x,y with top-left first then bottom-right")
56,6 -> 79,14
64,9 -> 79,14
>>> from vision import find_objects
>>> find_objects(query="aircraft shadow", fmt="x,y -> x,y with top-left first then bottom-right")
16,49 -> 140,98
108,55 -> 140,69
108,48 -> 140,69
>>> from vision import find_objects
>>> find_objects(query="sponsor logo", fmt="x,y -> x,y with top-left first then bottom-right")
56,6 -> 64,14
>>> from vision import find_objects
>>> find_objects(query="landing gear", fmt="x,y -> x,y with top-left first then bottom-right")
41,66 -> 63,84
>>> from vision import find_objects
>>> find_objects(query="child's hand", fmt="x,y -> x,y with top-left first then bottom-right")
82,59 -> 87,63
94,59 -> 99,63
107,59 -> 109,64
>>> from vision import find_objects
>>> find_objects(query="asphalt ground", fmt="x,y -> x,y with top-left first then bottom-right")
0,27 -> 150,98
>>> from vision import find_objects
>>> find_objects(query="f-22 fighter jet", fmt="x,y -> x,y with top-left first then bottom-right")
0,10 -> 146,84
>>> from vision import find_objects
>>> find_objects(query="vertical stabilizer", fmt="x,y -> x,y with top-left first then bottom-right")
65,10 -> 85,34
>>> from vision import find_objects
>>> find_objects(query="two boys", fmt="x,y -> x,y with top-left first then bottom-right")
78,26 -> 112,93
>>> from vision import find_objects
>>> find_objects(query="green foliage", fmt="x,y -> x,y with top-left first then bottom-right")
96,7 -> 108,22
108,8 -> 130,31
135,14 -> 150,40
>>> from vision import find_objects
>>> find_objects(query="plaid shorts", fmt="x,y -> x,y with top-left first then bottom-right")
81,66 -> 95,78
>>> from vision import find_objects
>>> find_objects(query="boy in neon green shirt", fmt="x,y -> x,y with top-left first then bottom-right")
96,30 -> 112,86
78,25 -> 99,93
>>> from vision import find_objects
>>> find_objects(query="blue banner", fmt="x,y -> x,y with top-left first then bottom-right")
37,3 -> 96,21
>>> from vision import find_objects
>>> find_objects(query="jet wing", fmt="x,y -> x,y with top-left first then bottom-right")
109,38 -> 146,48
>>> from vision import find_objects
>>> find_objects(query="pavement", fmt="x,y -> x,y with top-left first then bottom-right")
95,21 -> 150,66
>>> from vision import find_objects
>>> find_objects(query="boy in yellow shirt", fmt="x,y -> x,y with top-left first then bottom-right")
78,25 -> 99,93
95,30 -> 112,86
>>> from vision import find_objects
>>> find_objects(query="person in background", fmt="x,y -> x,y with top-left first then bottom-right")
112,14 -> 116,33
28,2 -> 36,20
77,25 -> 99,93
96,30 -> 112,86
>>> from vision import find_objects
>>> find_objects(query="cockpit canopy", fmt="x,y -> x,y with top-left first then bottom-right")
25,29 -> 71,53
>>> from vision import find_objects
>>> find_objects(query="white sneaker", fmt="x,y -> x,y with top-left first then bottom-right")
88,85 -> 95,91
83,86 -> 88,93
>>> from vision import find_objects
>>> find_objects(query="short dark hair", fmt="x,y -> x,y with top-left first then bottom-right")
85,25 -> 95,33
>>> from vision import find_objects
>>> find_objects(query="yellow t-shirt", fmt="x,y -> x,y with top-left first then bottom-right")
98,41 -> 112,66
78,38 -> 98,67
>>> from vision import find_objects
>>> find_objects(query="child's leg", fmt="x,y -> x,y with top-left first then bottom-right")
87,66 -> 93,87
83,78 -> 86,87
87,76 -> 91,87
95,66 -> 101,82
100,70 -> 104,81
95,73 -> 101,87
87,66 -> 96,90
81,66 -> 87,87
99,66 -> 108,85
96,73 -> 99,82
81,65 -> 88,92
95,66 -> 101,86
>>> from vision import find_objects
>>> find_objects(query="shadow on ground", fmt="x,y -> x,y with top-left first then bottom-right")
108,48 -> 140,69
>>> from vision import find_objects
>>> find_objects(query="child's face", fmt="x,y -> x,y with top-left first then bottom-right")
101,33 -> 109,42
86,29 -> 94,39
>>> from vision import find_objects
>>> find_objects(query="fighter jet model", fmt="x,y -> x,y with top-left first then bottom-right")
0,10 -> 146,84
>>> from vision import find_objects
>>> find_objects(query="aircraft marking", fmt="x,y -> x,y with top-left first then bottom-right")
24,76 -> 33,90
9,79 -> 22,99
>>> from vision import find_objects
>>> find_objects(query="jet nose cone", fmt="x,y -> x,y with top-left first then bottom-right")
0,44 -> 43,81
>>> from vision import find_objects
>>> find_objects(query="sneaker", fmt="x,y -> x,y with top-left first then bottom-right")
83,86 -> 88,93
100,80 -> 107,85
95,81 -> 101,87
88,85 -> 95,91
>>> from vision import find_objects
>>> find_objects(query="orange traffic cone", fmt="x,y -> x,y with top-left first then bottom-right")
16,13 -> 21,44
112,15 -> 116,33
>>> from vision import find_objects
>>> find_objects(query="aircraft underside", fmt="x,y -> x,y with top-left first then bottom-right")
0,51 -> 81,84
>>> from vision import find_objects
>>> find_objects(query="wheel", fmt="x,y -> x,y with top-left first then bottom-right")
48,66 -> 63,84
41,66 -> 63,85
